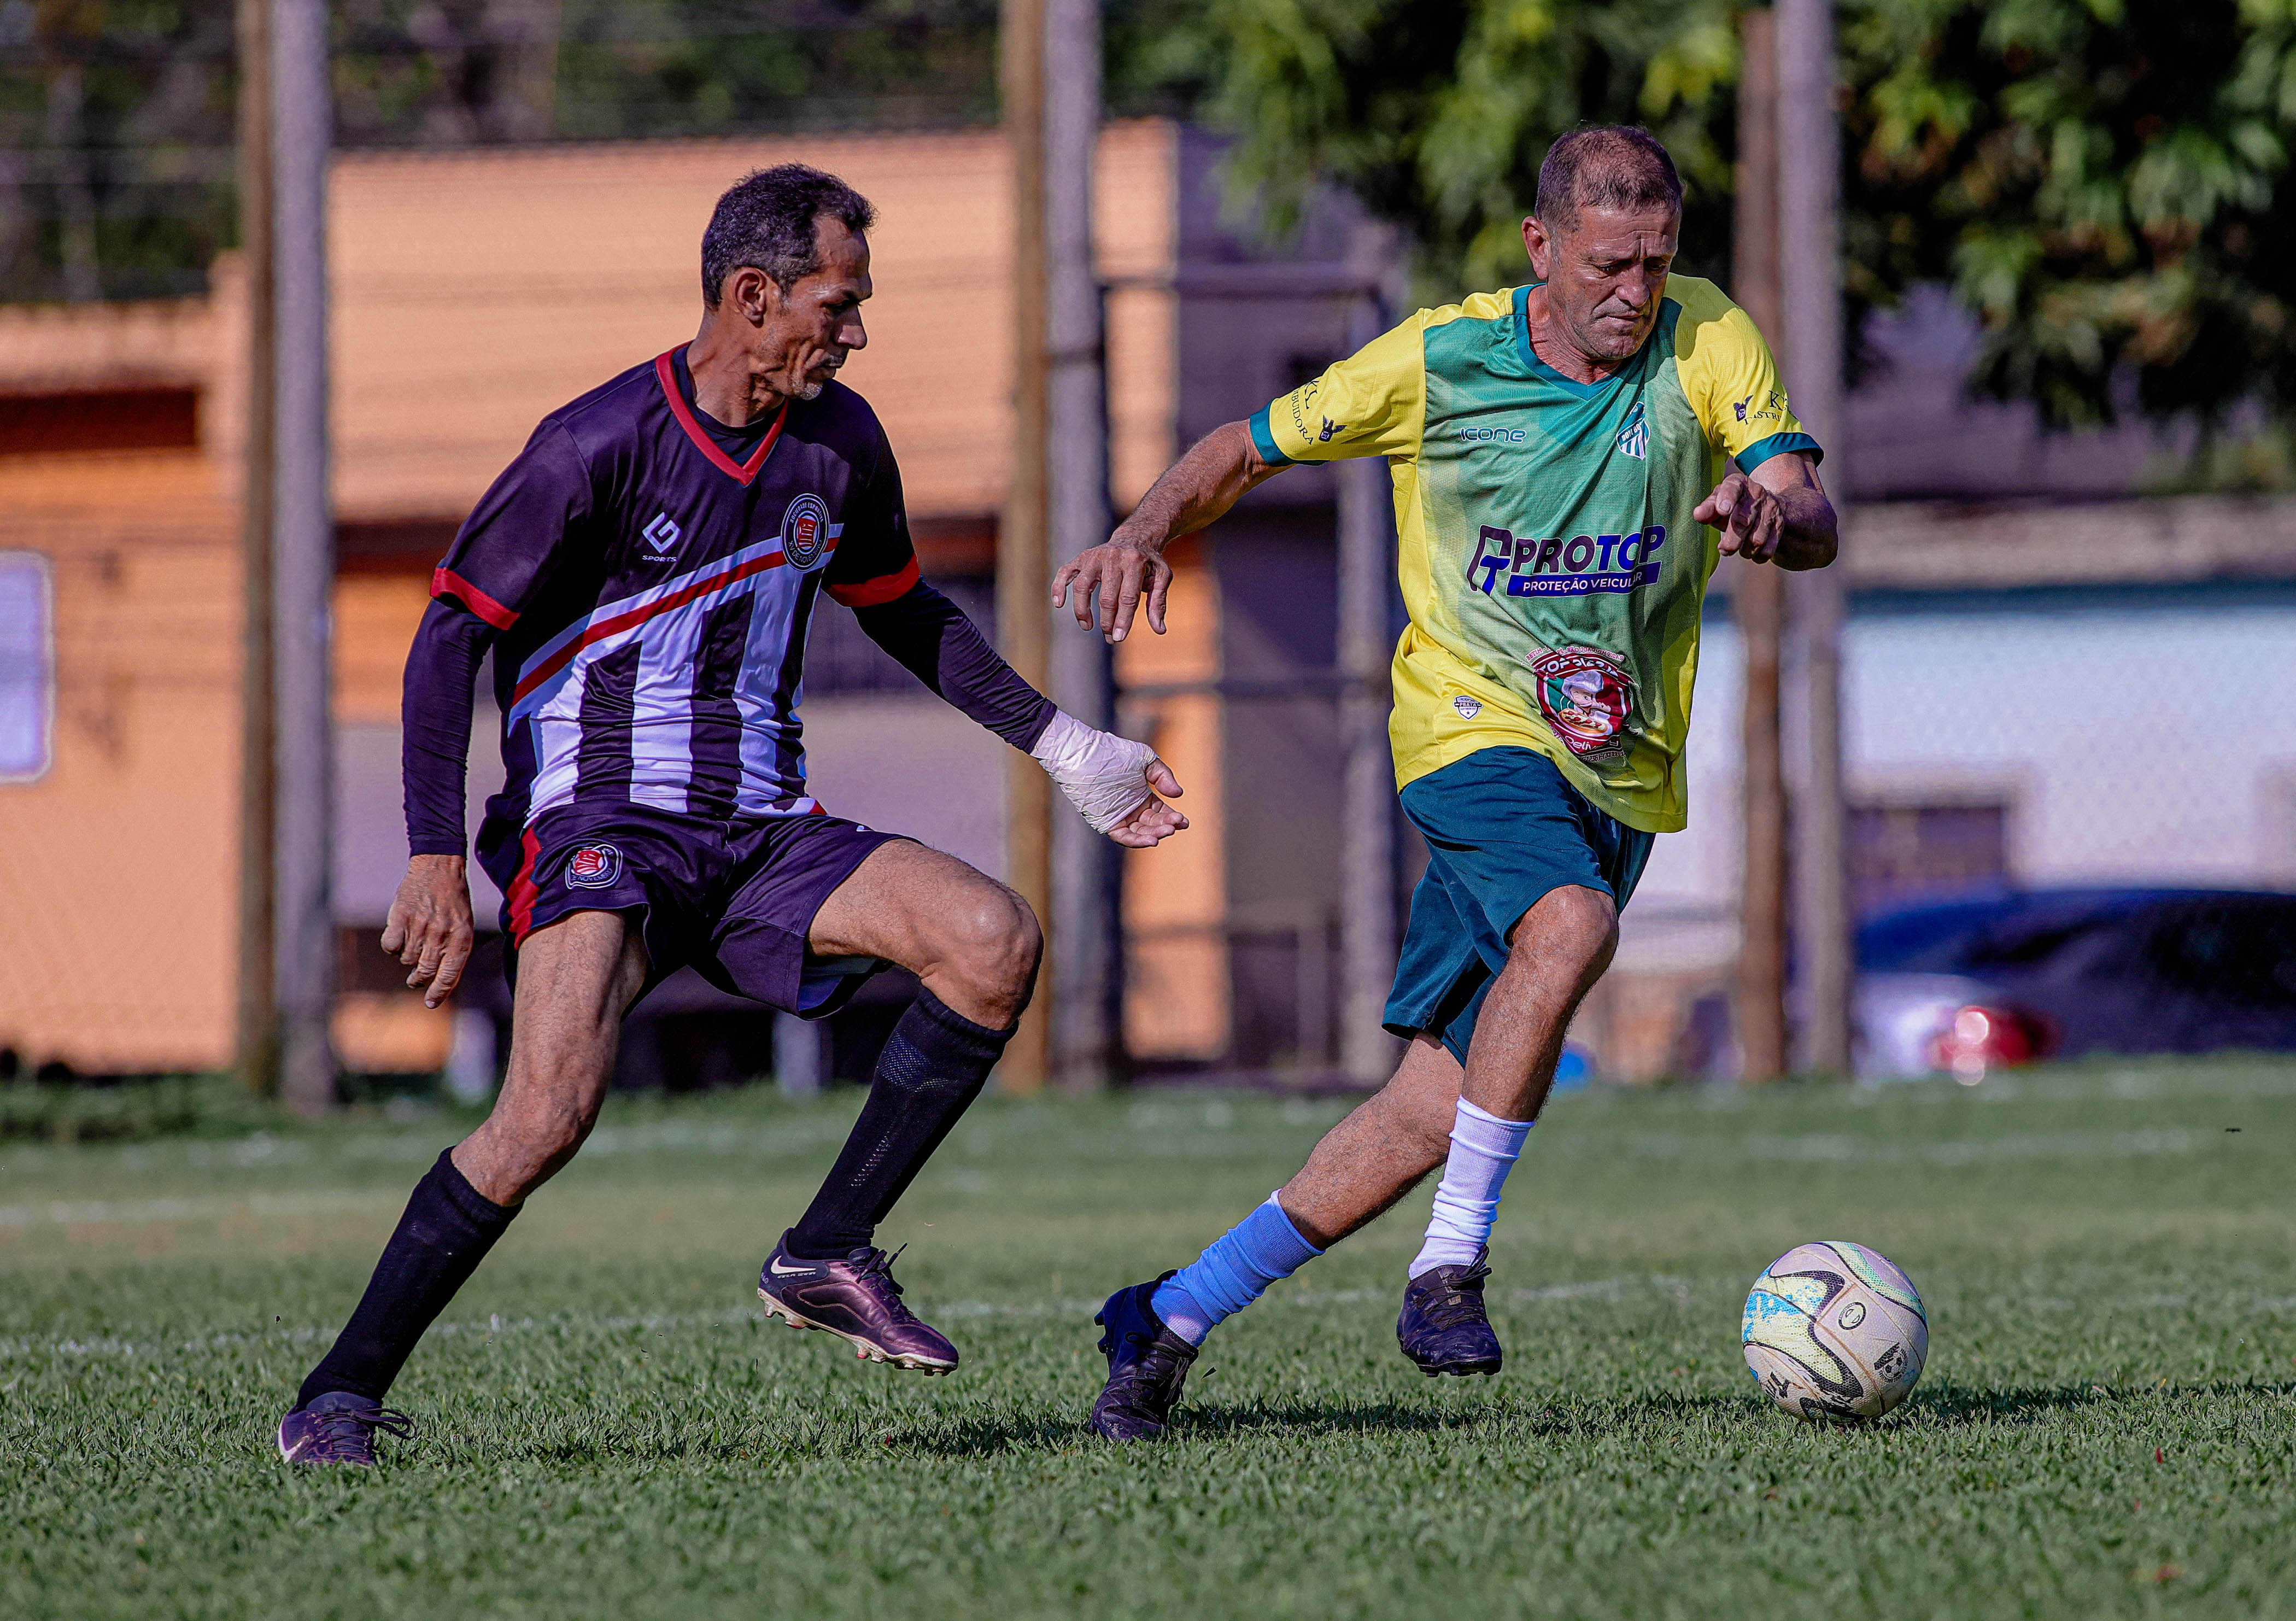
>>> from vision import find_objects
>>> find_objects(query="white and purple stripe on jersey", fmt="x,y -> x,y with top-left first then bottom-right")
507,528 -> 846,820
406,350 -> 1046,898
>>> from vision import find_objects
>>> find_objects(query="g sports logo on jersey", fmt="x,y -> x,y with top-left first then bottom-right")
1468,523 -> 1667,598
566,844 -> 623,889
781,492 -> 831,572
1532,648 -> 1636,762
641,511 -> 682,557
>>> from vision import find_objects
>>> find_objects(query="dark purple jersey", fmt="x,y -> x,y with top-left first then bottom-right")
432,350 -> 929,831
408,348 -> 1055,883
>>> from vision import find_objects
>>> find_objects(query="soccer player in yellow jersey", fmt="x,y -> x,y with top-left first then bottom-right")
1056,126 -> 1840,1439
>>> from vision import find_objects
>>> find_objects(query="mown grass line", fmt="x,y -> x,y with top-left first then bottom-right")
3,1058 -> 2293,1619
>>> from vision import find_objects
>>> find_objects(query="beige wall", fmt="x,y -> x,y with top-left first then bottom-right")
328,122 -> 1178,523
0,122 -> 1192,1074
1117,536 -> 1226,1060
0,452 -> 241,1072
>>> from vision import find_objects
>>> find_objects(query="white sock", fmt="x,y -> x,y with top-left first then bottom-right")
1409,1098 -> 1534,1279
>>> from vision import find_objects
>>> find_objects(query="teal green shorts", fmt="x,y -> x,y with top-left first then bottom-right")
1383,746 -> 1655,1065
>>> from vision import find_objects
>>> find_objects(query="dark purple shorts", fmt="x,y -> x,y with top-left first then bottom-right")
484,801 -> 901,1017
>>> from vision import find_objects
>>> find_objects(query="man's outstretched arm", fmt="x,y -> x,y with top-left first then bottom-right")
850,583 -> 1188,848
1052,420 -> 1286,644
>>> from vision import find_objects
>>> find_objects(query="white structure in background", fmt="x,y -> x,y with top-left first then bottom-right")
1595,288 -> 2296,1078
1632,602 -> 2296,978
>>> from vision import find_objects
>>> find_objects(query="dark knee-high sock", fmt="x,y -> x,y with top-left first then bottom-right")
296,1149 -> 519,1407
786,989 -> 1011,1258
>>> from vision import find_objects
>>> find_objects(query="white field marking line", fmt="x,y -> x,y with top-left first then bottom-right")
0,1189 -> 403,1230
1647,1067 -> 2296,1116
16,1279 -> 2296,1367
1612,1127 -> 2218,1165
0,1300 -> 1109,1365
0,1122 -> 2216,1222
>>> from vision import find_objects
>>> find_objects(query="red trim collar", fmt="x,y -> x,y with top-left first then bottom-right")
655,349 -> 789,485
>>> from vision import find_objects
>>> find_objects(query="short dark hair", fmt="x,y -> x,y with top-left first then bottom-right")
1532,126 -> 1683,233
701,163 -> 877,305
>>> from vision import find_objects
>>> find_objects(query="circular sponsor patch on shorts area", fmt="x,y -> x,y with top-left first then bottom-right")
566,844 -> 623,889
781,491 -> 831,572
1452,694 -> 1483,720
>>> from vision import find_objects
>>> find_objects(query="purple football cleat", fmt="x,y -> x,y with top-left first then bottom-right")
1397,1247 -> 1503,1377
276,1390 -> 417,1466
757,1234 -> 959,1374
1089,1273 -> 1199,1442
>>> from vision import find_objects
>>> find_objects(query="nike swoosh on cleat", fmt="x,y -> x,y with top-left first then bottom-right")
768,1256 -> 815,1278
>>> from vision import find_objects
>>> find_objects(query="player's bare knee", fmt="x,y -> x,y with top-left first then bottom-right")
933,885 -> 1040,1022
1514,886 -> 1618,974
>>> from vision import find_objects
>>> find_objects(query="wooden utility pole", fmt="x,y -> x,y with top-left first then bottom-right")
233,0 -> 277,1097
1043,0 -> 1120,1090
236,0 -> 335,1109
997,0 -> 1051,1092
1337,292 -> 1401,1085
1777,0 -> 1855,1074
272,0 -> 337,1114
1733,7 -> 1790,1082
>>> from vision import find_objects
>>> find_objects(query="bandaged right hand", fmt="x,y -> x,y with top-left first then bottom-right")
1029,710 -> 1190,848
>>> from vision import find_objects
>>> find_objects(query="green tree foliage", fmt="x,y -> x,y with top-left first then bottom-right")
1,0 -> 1207,304
0,0 -> 237,302
1188,0 -> 2296,429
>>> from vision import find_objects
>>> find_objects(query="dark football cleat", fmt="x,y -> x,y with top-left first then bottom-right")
276,1391 -> 417,1466
1090,1272 -> 1199,1442
758,1234 -> 959,1374
1397,1247 -> 1503,1377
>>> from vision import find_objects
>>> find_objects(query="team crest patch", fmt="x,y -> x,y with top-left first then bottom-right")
1531,647 -> 1636,762
566,844 -> 623,889
1452,694 -> 1483,720
1615,402 -> 1648,460
781,491 -> 831,572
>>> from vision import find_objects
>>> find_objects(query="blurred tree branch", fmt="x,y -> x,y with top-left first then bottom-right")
1175,0 -> 2296,432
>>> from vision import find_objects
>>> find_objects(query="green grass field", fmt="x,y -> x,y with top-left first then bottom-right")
5,1059 -> 2295,1619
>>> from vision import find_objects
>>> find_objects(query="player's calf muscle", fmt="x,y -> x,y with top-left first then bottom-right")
453,911 -> 643,1204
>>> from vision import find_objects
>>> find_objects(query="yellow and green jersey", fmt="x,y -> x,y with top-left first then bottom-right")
1249,276 -> 1818,834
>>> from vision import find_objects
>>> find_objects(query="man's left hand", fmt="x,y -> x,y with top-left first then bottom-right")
1694,470 -> 1787,563
1107,760 -> 1190,850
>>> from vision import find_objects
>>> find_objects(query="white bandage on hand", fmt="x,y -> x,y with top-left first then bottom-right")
1029,709 -> 1159,835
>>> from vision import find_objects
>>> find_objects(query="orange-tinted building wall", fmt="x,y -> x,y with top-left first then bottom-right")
0,452 -> 241,1072
1117,536 -> 1226,1060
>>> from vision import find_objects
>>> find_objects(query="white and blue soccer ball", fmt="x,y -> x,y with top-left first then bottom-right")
1743,1241 -> 1928,1422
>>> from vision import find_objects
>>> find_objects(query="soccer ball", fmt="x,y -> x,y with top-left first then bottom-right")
1742,1241 -> 1928,1422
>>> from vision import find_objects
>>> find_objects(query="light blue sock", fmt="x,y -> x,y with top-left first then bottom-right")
1150,1193 -> 1323,1347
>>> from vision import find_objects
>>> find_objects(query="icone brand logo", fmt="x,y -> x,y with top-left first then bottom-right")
1469,524 -> 1666,598
1457,425 -> 1526,445
1532,648 -> 1636,762
781,491 -> 831,572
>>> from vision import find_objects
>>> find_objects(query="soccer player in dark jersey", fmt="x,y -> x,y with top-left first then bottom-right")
277,165 -> 1186,1466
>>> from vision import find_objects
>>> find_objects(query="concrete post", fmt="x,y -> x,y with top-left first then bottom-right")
1044,0 -> 1120,1089
271,0 -> 336,1114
